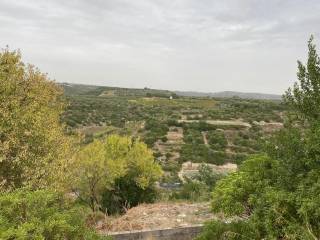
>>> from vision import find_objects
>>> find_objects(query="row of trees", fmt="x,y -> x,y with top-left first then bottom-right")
0,49 -> 162,239
198,36 -> 320,239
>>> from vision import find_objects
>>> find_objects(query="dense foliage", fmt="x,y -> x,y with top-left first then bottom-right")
0,49 -> 73,190
73,135 -> 162,214
0,189 -> 106,240
285,35 -> 320,121
169,164 -> 224,201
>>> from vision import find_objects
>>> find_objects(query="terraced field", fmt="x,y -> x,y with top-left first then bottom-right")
61,83 -> 285,187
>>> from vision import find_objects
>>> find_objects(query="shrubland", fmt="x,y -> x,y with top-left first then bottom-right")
61,84 -> 283,176
58,65 -> 286,206
0,189 -> 106,240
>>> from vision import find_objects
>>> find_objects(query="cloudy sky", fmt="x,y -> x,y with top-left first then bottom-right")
1,0 -> 319,94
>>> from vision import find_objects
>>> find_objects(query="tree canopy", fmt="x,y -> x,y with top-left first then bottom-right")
72,135 -> 163,213
0,49 -> 74,190
285,35 -> 320,122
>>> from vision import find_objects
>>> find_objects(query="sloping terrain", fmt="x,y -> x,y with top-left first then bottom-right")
97,202 -> 214,233
175,90 -> 282,100
61,83 -> 285,186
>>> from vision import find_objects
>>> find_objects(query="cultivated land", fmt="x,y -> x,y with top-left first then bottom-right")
61,83 -> 285,230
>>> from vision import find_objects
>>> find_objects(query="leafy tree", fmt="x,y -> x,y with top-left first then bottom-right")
102,177 -> 158,215
101,135 -> 163,214
196,163 -> 223,189
198,37 -> 320,240
170,179 -> 209,201
72,138 -> 124,212
0,188 -> 107,240
211,155 -> 278,217
0,48 -> 74,190
73,135 -> 162,213
285,35 -> 320,122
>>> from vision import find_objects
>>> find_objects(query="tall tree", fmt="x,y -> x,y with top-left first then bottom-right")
0,48 -> 73,190
285,35 -> 320,122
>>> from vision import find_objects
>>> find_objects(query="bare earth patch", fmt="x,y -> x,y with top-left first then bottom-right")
253,121 -> 283,133
178,161 -> 237,182
97,202 -> 214,233
166,127 -> 184,143
178,119 -> 251,128
153,127 -> 184,162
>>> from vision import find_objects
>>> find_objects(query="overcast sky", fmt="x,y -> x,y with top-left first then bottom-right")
1,0 -> 320,94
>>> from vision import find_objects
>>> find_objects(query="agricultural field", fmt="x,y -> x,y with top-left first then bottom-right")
61,83 -> 286,187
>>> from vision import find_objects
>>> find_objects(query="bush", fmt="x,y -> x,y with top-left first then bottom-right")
161,160 -> 180,172
161,136 -> 168,142
196,220 -> 259,240
170,179 -> 210,201
73,135 -> 162,213
167,119 -> 181,127
207,130 -> 227,150
196,164 -> 224,189
101,178 -> 158,215
0,189 -> 106,240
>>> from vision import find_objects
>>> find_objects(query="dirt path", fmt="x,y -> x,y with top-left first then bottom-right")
178,119 -> 251,128
202,131 -> 208,145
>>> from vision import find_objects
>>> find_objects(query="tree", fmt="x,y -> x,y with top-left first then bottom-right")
198,37 -> 320,240
73,135 -> 162,213
196,163 -> 223,189
0,48 -> 74,190
285,35 -> 320,122
211,155 -> 278,217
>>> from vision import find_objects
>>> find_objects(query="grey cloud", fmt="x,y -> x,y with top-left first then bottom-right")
0,0 -> 319,94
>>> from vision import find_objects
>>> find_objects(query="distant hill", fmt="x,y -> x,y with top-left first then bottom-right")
174,90 -> 282,100
60,83 -> 175,97
60,83 -> 281,100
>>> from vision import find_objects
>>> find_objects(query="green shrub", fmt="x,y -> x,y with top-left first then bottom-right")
161,160 -> 180,172
0,189 -> 106,240
207,130 -> 227,150
170,179 -> 210,201
196,220 -> 259,240
161,136 -> 168,142
196,164 -> 224,189
101,178 -> 158,215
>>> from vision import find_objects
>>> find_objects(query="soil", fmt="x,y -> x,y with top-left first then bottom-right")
253,121 -> 283,133
97,202 -> 215,233
178,119 -> 251,128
